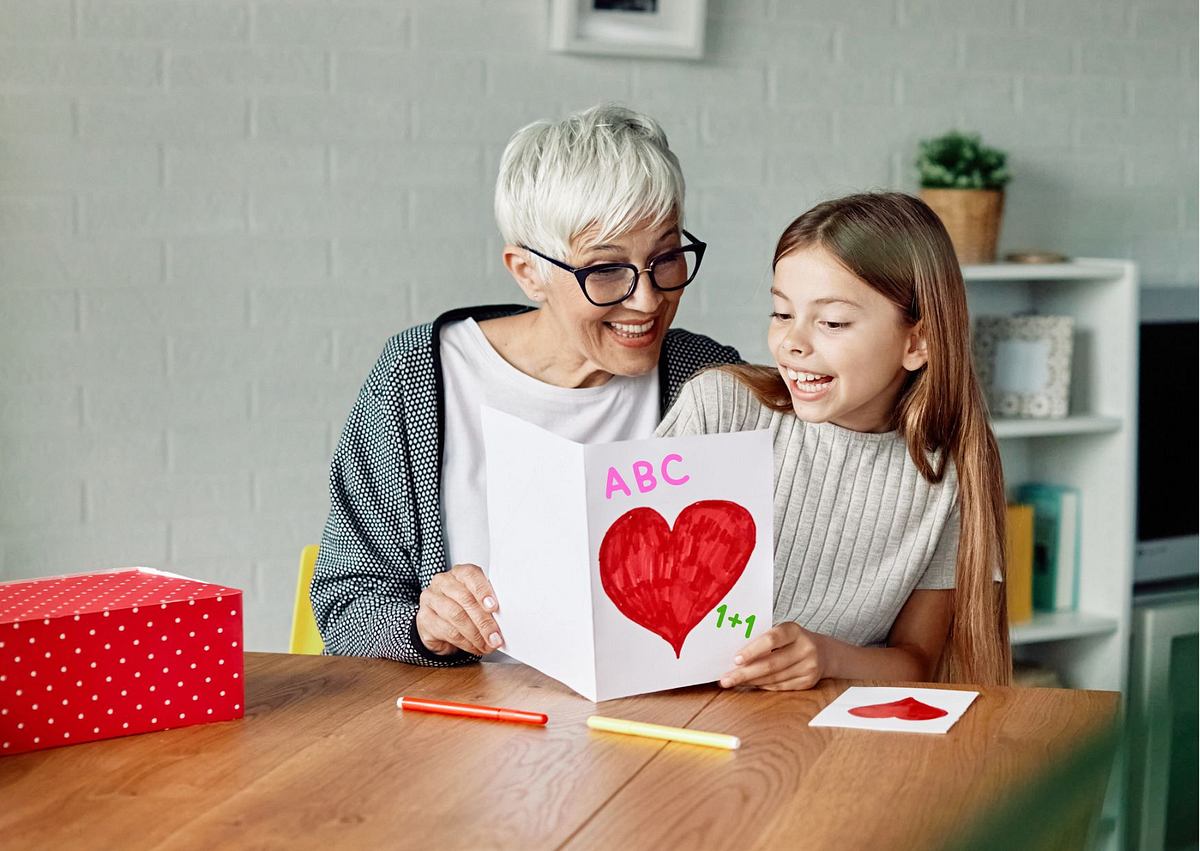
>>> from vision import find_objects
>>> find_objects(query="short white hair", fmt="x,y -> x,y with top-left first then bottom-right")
494,104 -> 685,271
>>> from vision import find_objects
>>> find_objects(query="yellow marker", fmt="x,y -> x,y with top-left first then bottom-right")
587,715 -> 741,750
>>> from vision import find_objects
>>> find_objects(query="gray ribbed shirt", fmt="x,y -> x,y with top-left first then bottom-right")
657,369 -> 959,647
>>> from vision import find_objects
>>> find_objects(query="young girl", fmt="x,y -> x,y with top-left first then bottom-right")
658,192 -> 1010,688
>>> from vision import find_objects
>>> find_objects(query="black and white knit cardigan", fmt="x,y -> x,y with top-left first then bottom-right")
311,304 -> 742,666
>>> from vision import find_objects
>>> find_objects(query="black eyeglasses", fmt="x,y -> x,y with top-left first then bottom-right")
521,229 -> 707,307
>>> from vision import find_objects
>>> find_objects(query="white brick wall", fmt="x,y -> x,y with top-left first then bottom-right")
1,0 -> 1195,651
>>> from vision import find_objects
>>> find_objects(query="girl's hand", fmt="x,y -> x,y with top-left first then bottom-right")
719,622 -> 825,691
415,563 -> 504,657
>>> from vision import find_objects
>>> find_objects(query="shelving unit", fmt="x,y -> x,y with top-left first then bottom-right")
965,259 -> 1137,694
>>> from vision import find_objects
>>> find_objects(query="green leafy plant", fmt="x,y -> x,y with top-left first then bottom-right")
916,131 -> 1010,190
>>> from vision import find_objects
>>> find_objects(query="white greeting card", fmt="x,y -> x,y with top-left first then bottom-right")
482,406 -> 774,702
809,686 -> 980,735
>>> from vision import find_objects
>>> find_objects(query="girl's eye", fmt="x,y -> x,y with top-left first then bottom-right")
769,311 -> 792,321
820,320 -> 850,330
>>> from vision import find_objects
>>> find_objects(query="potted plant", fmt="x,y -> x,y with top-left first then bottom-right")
916,131 -> 1010,265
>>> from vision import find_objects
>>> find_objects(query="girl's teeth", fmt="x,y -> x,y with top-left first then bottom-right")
785,368 -> 830,383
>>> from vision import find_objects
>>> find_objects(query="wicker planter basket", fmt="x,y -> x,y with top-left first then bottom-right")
920,188 -> 1004,265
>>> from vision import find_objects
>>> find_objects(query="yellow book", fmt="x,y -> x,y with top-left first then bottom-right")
1006,504 -> 1035,624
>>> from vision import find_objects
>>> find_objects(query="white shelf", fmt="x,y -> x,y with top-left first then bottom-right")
991,415 -> 1123,439
1010,611 -> 1120,646
962,260 -> 1126,282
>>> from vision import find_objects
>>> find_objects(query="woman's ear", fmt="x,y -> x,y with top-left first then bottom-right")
502,245 -> 547,303
902,320 -> 929,372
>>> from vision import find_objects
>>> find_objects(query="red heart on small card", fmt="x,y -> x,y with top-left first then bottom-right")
848,697 -> 948,721
599,500 -> 755,658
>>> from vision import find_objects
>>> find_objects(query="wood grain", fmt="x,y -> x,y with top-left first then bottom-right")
0,655 -> 1118,851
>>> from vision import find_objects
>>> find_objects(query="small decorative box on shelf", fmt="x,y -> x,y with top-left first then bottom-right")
0,567 -> 244,756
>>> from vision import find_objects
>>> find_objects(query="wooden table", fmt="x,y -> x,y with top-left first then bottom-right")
1,652 -> 1118,850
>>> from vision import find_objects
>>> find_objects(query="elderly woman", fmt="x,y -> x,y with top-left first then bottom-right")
312,104 -> 740,665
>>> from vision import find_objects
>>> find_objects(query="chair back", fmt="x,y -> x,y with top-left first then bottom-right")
289,544 -> 324,655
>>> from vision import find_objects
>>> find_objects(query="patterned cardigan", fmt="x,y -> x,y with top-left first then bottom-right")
311,304 -> 742,666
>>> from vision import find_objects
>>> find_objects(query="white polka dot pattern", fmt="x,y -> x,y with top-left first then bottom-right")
0,568 -> 245,755
310,306 -> 741,666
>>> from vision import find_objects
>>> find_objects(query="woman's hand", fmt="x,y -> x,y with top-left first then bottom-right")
719,621 -> 825,691
415,564 -> 504,657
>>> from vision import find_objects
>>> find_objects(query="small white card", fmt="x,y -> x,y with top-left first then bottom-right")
809,686 -> 979,735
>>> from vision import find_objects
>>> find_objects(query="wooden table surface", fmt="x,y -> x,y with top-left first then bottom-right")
1,652 -> 1119,850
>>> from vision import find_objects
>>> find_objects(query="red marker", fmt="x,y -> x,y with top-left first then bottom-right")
396,695 -> 548,726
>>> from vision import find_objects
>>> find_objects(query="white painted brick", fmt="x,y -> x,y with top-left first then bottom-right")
965,34 -> 1075,74
0,46 -> 161,89
169,48 -> 327,91
79,95 -> 247,140
334,142 -> 481,186
0,384 -> 80,432
251,286 -> 409,327
835,105 -> 959,156
485,57 -> 630,101
169,424 -> 328,475
174,557 -> 258,598
1023,1 -> 1131,36
87,473 -> 252,522
333,237 -> 485,284
253,378 -> 358,426
0,0 -> 72,40
250,189 -> 408,236
256,3 -> 409,46
82,191 -> 247,235
0,289 -> 76,334
252,468 -> 331,514
84,380 -> 249,429
1076,116 -> 1182,148
0,195 -> 73,235
0,140 -> 159,191
0,239 -> 162,288
707,20 -> 831,65
900,72 -> 1014,109
1133,3 -> 1199,38
81,1 -> 248,41
411,100 -> 560,143
1130,79 -> 1199,117
410,186 -> 495,236
2,521 -> 169,578
0,476 -> 83,530
0,94 -> 74,136
413,5 -> 538,52
842,30 -> 958,71
169,237 -> 328,288
773,0 -> 899,27
633,63 -> 766,104
1082,39 -> 1181,77
333,326 -> 404,379
1021,76 -> 1125,116
709,0 -> 770,17
336,50 -> 484,95
1021,151 -> 1127,189
407,270 -> 506,318
673,143 -> 764,187
1128,154 -> 1198,189
770,67 -> 894,108
957,108 -> 1074,149
0,333 -> 164,384
169,328 -> 333,380
167,144 -> 327,187
1132,232 -> 1197,284
902,0 -> 1016,29
0,429 -> 166,479
255,95 -> 409,140
82,287 -> 246,331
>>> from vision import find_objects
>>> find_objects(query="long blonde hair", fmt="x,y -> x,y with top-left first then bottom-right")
726,192 -> 1011,685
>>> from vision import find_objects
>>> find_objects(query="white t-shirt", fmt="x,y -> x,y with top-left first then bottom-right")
439,318 -> 660,571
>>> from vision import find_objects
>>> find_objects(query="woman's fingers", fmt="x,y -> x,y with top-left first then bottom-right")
437,577 -> 504,652
449,563 -> 499,613
426,592 -> 490,655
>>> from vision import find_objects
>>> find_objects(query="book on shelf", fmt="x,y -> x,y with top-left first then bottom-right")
1016,483 -> 1081,613
1005,503 -> 1034,624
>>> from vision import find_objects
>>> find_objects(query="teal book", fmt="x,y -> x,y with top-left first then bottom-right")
1016,483 -> 1081,613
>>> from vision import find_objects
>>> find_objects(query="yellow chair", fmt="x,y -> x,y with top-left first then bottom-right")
290,544 -> 324,654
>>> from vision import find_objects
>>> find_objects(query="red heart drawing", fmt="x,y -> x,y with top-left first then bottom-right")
848,697 -> 948,721
598,500 -> 756,658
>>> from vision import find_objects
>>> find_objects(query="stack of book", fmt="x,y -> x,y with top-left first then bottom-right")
1008,483 -> 1081,620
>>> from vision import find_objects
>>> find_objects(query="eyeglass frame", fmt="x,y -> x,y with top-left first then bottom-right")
520,228 -> 707,307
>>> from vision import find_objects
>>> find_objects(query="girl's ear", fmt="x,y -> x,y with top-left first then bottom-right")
502,244 -> 548,303
902,320 -> 930,372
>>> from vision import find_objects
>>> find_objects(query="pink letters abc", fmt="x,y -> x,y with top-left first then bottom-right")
604,453 -> 689,500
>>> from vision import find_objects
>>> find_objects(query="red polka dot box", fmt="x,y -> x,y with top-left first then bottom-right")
0,567 -> 244,756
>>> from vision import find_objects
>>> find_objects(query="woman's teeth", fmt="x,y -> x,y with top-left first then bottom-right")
608,319 -> 655,337
786,368 -> 832,386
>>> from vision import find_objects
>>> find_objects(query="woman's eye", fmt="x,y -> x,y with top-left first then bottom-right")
769,311 -> 792,321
